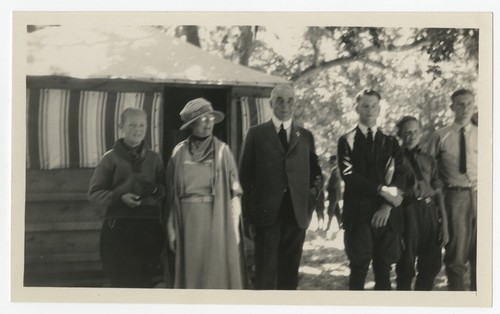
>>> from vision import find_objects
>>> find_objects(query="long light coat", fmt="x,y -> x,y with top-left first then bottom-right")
165,137 -> 243,289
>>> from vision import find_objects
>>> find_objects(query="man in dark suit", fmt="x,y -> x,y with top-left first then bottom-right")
337,89 -> 405,290
239,84 -> 323,290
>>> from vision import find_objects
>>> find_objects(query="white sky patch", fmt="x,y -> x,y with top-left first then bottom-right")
299,266 -> 322,276
259,25 -> 306,61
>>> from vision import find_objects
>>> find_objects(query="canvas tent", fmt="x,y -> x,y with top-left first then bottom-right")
25,25 -> 287,286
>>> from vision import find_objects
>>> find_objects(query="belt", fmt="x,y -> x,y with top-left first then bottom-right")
417,196 -> 433,204
181,195 -> 214,203
446,186 -> 474,191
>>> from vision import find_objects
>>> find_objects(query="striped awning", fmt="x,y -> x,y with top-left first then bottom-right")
239,97 -> 272,141
26,85 -> 273,170
27,88 -> 163,169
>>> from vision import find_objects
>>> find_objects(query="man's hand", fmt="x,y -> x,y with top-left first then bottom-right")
440,223 -> 450,248
121,193 -> 142,208
379,185 -> 403,207
371,203 -> 392,228
310,187 -> 319,199
382,186 -> 399,197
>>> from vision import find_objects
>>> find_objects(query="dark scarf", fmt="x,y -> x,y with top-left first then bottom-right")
114,139 -> 147,172
188,135 -> 215,162
405,146 -> 424,181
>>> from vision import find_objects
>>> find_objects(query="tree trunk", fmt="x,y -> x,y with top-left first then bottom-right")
238,26 -> 254,66
183,25 -> 201,47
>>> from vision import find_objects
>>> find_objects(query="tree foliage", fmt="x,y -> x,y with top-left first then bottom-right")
165,25 -> 478,167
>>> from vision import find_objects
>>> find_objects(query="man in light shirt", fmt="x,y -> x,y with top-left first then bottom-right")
239,84 -> 323,289
426,89 -> 478,291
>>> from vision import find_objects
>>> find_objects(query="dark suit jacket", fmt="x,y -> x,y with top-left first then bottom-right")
337,127 -> 404,232
239,120 -> 323,229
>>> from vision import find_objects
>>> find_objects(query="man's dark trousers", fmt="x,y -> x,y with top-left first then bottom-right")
344,200 -> 402,290
396,199 -> 442,290
254,190 -> 306,290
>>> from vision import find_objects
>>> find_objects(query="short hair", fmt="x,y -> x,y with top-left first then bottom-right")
355,89 -> 382,104
396,115 -> 420,136
270,84 -> 295,101
120,108 -> 147,125
451,89 -> 474,102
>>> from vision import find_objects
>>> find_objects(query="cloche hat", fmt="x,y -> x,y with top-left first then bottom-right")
179,98 -> 224,130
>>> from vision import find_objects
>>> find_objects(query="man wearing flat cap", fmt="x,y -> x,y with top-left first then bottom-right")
239,84 -> 323,290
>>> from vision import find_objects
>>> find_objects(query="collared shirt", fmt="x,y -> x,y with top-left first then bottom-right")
271,115 -> 292,142
426,122 -> 477,188
403,146 -> 444,199
357,123 -> 378,138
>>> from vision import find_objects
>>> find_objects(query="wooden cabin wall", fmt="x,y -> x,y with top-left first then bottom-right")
23,79 -> 278,287
24,168 -> 105,287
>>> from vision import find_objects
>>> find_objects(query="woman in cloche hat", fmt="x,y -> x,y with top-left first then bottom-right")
165,98 -> 243,289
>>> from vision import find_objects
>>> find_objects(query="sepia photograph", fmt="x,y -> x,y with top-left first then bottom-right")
9,10 -> 493,309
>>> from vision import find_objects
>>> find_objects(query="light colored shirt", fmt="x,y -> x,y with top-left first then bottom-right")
357,123 -> 378,138
426,122 -> 477,188
271,115 -> 292,142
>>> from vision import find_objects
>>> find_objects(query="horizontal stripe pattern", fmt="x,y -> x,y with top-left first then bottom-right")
27,88 -> 163,169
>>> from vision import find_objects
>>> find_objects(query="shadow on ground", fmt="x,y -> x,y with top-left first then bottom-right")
297,217 -> 448,291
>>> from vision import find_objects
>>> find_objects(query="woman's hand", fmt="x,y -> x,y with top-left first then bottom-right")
167,219 -> 176,252
231,197 -> 241,245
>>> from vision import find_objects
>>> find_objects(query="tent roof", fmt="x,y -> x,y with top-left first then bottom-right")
27,25 -> 288,88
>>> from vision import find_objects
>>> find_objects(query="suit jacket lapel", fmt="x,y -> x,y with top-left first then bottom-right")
354,127 -> 368,155
373,131 -> 384,181
263,120 -> 285,153
287,123 -> 300,154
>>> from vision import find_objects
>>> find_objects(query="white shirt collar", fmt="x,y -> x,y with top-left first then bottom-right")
357,123 -> 378,136
272,115 -> 293,131
452,122 -> 472,133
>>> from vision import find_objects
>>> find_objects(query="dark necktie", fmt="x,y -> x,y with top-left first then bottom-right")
366,128 -> 374,152
407,149 -> 424,181
278,124 -> 288,151
459,127 -> 467,174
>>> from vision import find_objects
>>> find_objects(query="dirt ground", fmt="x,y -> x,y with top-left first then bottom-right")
297,213 -> 448,290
